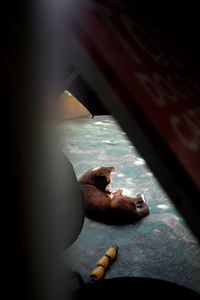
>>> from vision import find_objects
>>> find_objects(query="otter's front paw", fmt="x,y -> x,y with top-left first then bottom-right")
116,189 -> 124,195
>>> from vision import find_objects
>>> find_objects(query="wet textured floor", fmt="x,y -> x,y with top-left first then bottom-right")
59,116 -> 200,294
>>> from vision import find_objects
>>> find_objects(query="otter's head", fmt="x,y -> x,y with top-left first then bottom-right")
80,166 -> 117,193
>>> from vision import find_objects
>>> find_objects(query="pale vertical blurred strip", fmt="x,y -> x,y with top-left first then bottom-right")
27,1 -> 79,300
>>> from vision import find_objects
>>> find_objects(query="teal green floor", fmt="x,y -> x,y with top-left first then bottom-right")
59,116 -> 200,294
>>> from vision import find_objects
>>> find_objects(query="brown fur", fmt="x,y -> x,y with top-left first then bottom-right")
79,167 -> 149,225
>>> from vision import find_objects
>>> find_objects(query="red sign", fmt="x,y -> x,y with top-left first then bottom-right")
66,0 -> 200,191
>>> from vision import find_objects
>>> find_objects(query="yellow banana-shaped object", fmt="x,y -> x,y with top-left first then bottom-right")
89,245 -> 118,281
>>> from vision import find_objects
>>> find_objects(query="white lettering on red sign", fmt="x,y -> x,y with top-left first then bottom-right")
171,108 -> 200,151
